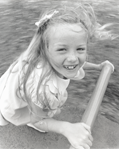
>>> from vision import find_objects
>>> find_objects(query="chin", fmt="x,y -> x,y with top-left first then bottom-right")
65,73 -> 77,79
57,70 -> 78,79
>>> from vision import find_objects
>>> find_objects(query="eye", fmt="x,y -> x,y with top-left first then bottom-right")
77,48 -> 85,51
57,48 -> 66,52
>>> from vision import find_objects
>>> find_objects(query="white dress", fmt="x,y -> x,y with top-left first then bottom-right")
0,62 -> 85,126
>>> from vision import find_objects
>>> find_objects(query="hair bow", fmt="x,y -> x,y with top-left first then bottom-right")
35,10 -> 59,27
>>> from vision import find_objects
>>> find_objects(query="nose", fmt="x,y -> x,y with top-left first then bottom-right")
67,52 -> 78,63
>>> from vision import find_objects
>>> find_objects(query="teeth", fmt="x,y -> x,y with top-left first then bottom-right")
64,65 -> 76,70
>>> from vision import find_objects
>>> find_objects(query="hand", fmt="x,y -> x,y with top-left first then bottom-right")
100,60 -> 114,72
62,122 -> 93,149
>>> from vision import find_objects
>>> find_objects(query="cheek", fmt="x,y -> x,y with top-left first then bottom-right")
46,53 -> 63,64
45,53 -> 59,66
83,53 -> 87,60
50,58 -> 61,66
45,51 -> 54,64
45,48 -> 65,67
79,54 -> 87,62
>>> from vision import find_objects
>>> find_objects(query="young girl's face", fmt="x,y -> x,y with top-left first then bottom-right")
46,23 -> 87,79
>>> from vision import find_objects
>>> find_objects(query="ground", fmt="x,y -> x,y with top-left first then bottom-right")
0,0 -> 119,148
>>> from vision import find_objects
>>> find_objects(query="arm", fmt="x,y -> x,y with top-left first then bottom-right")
30,85 -> 93,148
34,118 -> 93,149
34,118 -> 67,134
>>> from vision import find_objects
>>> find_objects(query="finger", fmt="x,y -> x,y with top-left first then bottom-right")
85,139 -> 92,147
81,123 -> 90,130
81,135 -> 93,147
76,146 -> 85,149
78,146 -> 85,149
89,134 -> 93,142
82,144 -> 90,149
81,123 -> 91,135
70,143 -> 85,149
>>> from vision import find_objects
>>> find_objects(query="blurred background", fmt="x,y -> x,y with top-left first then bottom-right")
0,0 -> 119,148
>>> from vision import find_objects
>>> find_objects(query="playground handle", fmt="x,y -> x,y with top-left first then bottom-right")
70,63 -> 114,149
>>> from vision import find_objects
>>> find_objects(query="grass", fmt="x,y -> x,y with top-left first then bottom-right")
0,0 -> 119,124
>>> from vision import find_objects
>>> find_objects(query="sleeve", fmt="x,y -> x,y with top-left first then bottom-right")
0,62 -> 30,126
0,111 -> 9,126
32,82 -> 62,119
0,97 -> 31,126
3,107 -> 31,126
42,84 -> 67,117
26,66 -> 63,120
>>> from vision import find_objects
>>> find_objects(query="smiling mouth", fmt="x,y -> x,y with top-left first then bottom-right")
63,65 -> 78,70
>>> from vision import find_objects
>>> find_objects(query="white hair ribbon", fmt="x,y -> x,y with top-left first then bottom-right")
35,10 -> 59,27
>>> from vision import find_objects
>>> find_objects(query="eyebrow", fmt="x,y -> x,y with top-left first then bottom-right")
55,43 -> 86,47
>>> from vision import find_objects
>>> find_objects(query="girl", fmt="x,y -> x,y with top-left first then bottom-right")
0,2 -> 115,149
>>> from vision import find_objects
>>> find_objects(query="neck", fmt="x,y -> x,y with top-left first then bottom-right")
52,67 -> 68,80
63,76 -> 68,79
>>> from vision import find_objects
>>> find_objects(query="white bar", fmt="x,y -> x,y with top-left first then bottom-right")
82,63 -> 113,128
70,63 -> 114,149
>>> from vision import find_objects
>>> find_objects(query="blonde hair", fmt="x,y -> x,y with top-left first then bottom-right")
17,2 -> 116,113
36,2 -> 116,41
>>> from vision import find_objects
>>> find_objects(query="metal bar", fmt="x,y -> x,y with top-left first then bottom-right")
70,63 -> 114,149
